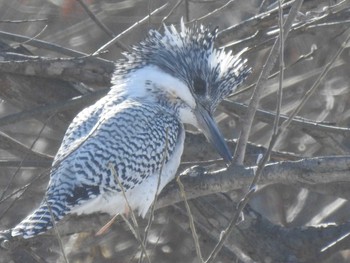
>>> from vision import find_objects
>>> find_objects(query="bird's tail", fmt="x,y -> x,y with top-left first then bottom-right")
11,199 -> 68,239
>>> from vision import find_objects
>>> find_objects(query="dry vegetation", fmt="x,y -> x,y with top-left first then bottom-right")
0,0 -> 350,262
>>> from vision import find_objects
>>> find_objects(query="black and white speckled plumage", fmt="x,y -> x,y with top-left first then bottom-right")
10,21 -> 249,239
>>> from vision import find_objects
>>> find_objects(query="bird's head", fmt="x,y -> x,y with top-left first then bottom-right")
112,21 -> 250,163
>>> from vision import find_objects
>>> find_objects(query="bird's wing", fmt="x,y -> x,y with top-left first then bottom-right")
53,95 -> 113,164
48,98 -> 183,209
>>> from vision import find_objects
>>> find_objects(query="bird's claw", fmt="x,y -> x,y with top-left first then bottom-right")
0,230 -> 13,250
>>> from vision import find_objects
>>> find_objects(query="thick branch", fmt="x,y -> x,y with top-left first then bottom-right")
157,156 -> 350,209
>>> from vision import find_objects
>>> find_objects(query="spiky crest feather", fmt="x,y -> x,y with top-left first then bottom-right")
112,21 -> 249,112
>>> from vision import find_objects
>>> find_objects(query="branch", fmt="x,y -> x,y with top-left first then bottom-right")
0,53 -> 114,86
0,131 -> 53,162
0,89 -> 108,127
232,0 -> 303,163
176,200 -> 350,262
157,155 -> 350,209
221,0 -> 350,53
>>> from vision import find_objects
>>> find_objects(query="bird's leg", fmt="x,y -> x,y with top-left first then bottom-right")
123,204 -> 131,217
95,203 -> 131,236
95,213 -> 119,236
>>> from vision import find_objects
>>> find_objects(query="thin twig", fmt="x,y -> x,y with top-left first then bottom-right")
0,18 -> 48,23
0,89 -> 108,127
232,0 -> 303,165
76,0 -> 129,51
227,44 -> 318,98
18,25 -> 48,46
0,116 -> 52,201
0,160 -> 52,168
220,100 -> 350,136
187,0 -> 237,24
108,164 -> 151,263
0,31 -> 87,57
209,12 -> 350,263
216,0 -> 294,46
0,132 -> 53,161
258,0 -> 271,13
241,0 -> 287,192
140,127 -> 169,263
274,0 -> 285,145
159,0 -> 184,29
177,175 -> 204,262
185,0 -> 190,22
279,30 -> 350,133
0,170 -> 49,220
44,196 -> 69,263
92,3 -> 168,56
148,0 -> 152,27
205,1 -> 304,262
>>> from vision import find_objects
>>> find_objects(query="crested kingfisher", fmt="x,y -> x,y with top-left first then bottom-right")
5,21 -> 249,239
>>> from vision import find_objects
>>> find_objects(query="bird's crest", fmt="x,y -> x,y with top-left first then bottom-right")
113,20 -> 250,112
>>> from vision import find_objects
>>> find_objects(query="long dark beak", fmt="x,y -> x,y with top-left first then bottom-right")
194,104 -> 232,163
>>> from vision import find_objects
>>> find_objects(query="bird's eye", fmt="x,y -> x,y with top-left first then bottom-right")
193,76 -> 206,96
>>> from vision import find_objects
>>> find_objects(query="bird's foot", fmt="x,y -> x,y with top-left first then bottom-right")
0,230 -> 15,250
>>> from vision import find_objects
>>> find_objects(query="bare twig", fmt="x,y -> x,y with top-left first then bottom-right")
76,0 -> 129,51
0,160 -> 52,168
159,0 -> 184,29
92,3 -> 168,56
220,100 -> 350,136
108,164 -> 151,263
273,0 -> 284,138
278,30 -> 350,134
0,18 -> 48,23
232,0 -> 303,165
0,117 -> 52,202
206,1 -> 304,259
0,131 -> 53,161
0,89 -> 108,127
0,31 -> 87,57
0,170 -> 49,220
44,196 -> 69,263
177,175 -> 204,262
187,0 -> 237,24
222,0 -> 350,54
139,127 -> 169,263
19,25 -> 48,46
216,0 -> 294,46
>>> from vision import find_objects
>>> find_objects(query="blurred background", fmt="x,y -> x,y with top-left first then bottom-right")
0,0 -> 350,262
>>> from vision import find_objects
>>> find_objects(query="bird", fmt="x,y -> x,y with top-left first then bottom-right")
5,21 -> 249,239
